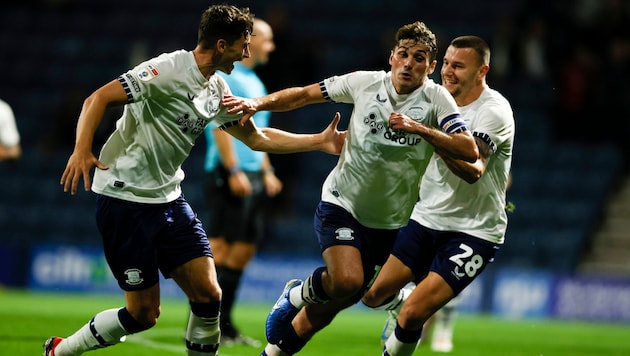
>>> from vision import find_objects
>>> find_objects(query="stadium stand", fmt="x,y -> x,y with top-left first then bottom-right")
0,0 -> 625,284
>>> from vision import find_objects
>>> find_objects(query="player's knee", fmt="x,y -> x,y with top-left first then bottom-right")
361,289 -> 380,308
189,281 -> 222,303
130,305 -> 160,329
206,284 -> 222,302
327,274 -> 363,299
398,305 -> 428,330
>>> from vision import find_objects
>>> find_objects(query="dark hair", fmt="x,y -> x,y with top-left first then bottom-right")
198,5 -> 254,49
395,21 -> 438,62
450,36 -> 491,66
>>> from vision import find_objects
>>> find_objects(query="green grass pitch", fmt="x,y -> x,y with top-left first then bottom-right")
1,288 -> 628,355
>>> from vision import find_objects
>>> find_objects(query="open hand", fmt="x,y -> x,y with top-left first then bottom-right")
320,112 -> 347,155
60,150 -> 108,195
222,95 -> 258,126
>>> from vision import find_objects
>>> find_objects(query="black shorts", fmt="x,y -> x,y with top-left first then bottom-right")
95,194 -> 211,291
392,219 -> 500,296
203,166 -> 266,244
313,201 -> 399,297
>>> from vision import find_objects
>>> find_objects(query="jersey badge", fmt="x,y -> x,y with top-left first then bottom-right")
137,65 -> 159,81
406,106 -> 426,122
335,227 -> 355,241
124,268 -> 144,286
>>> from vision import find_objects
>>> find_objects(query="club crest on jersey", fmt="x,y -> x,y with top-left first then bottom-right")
335,227 -> 354,241
137,65 -> 159,81
363,112 -> 385,135
406,107 -> 426,122
124,268 -> 144,286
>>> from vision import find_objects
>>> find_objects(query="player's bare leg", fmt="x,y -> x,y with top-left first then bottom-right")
171,256 -> 222,355
383,272 -> 454,356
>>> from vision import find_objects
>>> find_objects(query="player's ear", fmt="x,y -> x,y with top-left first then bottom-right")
479,64 -> 490,78
216,39 -> 227,53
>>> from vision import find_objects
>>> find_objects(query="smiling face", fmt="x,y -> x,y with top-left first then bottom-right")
389,39 -> 437,94
441,45 -> 488,106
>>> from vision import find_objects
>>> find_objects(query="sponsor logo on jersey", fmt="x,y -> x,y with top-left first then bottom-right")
335,227 -> 354,241
363,112 -> 385,135
124,268 -> 144,286
177,112 -> 209,135
137,64 -> 159,81
187,92 -> 196,101
363,112 -> 422,146
376,93 -> 387,103
384,129 -> 422,146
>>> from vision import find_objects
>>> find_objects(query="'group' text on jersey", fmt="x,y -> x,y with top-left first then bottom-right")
320,71 -> 467,229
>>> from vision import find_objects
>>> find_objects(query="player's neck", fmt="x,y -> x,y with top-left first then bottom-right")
192,47 -> 216,78
456,81 -> 485,107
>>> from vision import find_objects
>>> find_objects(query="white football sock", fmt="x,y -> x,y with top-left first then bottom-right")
185,310 -> 220,355
55,308 -> 128,355
289,284 -> 306,308
263,343 -> 290,356
383,332 -> 417,356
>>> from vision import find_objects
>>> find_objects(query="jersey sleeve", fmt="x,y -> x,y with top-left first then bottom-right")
472,100 -> 514,154
118,55 -> 180,104
320,71 -> 380,104
434,85 -> 468,133
214,76 -> 242,130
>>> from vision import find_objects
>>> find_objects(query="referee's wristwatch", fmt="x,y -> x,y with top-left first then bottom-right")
228,166 -> 241,175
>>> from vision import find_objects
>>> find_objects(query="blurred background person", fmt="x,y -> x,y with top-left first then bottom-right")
203,18 -> 282,347
0,98 -> 21,162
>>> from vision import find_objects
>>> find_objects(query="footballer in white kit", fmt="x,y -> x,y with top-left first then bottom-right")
221,21 -> 480,356
366,35 -> 515,356
413,84 -> 514,244
48,5 -> 346,356
93,50 -> 240,203
320,70 -> 467,229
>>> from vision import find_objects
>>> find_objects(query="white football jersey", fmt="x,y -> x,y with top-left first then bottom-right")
320,71 -> 466,229
92,50 -> 240,203
412,85 -> 515,244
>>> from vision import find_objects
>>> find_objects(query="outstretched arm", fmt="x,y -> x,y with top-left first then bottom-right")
60,79 -> 128,195
212,128 -> 253,197
222,83 -> 326,125
388,112 -> 478,163
224,112 -> 346,155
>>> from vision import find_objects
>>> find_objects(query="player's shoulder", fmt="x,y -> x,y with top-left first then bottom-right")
334,70 -> 386,84
479,86 -> 512,109
421,78 -> 451,98
131,50 -> 192,81
475,87 -> 515,126
145,50 -> 188,66
420,78 -> 458,108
